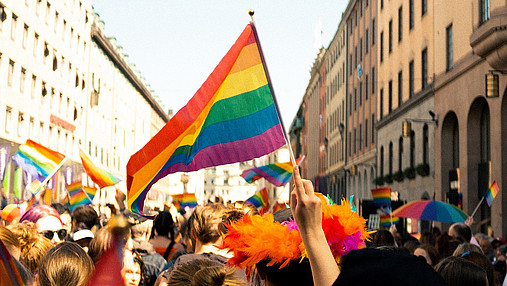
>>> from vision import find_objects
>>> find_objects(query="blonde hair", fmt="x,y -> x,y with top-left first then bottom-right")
0,225 -> 20,249
190,204 -> 225,244
168,258 -> 245,286
7,222 -> 53,273
38,241 -> 94,286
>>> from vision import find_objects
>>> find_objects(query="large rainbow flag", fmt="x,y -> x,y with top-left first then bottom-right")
79,149 -> 120,188
241,156 -> 304,186
246,188 -> 269,209
126,24 -> 286,216
12,140 -> 65,183
485,181 -> 499,207
0,239 -> 24,286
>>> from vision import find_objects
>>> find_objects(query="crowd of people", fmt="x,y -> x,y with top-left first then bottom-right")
1,171 -> 507,286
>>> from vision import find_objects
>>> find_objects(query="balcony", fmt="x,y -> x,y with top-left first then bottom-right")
470,6 -> 507,70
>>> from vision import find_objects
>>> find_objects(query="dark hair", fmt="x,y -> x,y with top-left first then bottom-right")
38,242 -> 94,286
153,210 -> 175,238
373,230 -> 395,247
51,203 -> 70,215
403,237 -> 421,254
449,223 -> 472,242
436,232 -> 460,258
434,256 -> 488,286
189,204 -> 225,245
460,251 -> 494,286
168,258 -> 245,286
256,259 -> 313,286
71,205 -> 98,230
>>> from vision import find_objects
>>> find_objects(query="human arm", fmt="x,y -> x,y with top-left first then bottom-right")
290,168 -> 340,286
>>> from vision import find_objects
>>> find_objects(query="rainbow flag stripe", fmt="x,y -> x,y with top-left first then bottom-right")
79,149 -> 120,188
372,187 -> 391,207
246,188 -> 269,208
241,156 -> 304,187
83,186 -> 97,200
0,240 -> 24,286
68,182 -> 93,211
171,193 -> 198,209
66,181 -> 82,193
126,24 -> 285,216
485,181 -> 499,207
12,140 -> 65,182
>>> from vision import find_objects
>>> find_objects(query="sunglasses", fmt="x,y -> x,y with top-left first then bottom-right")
41,229 -> 67,240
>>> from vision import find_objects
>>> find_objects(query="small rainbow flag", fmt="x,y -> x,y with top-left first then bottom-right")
126,23 -> 286,217
79,149 -> 120,189
12,140 -> 65,183
171,193 -> 198,211
83,186 -> 97,201
0,239 -> 24,286
241,156 -> 304,187
485,181 -> 499,207
67,181 -> 93,211
380,215 -> 399,228
246,188 -> 269,209
371,187 -> 391,207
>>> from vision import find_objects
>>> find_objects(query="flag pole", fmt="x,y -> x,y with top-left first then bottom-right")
470,196 -> 485,218
249,13 -> 297,168
34,156 -> 68,197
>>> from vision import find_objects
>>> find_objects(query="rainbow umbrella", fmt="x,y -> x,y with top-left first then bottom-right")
392,200 -> 468,223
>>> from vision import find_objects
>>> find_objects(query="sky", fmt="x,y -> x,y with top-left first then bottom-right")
91,1 -> 349,130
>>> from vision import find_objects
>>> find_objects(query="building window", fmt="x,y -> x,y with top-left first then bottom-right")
380,31 -> 384,62
360,38 -> 363,61
5,107 -> 12,133
8,59 -> 14,87
409,0 -> 414,30
46,2 -> 51,25
360,82 -> 363,106
388,80 -> 393,113
365,29 -> 369,51
380,146 -> 384,177
398,71 -> 403,106
34,33 -> 39,57
422,47 -> 428,89
398,6 -> 403,42
410,131 -> 415,168
389,142 -> 393,175
0,4 -> 5,31
20,67 -> 26,93
423,124 -> 429,164
372,67 -> 375,94
354,88 -> 357,110
372,114 -> 375,144
388,20 -> 392,53
422,0 -> 427,16
11,13 -> 17,40
479,0 -> 490,25
409,60 -> 414,97
17,112 -> 24,137
23,24 -> 29,48
365,75 -> 369,99
446,24 -> 453,72
54,11 -> 58,33
360,124 -> 363,150
31,74 -> 37,99
365,119 -> 369,147
372,18 -> 375,45
380,88 -> 384,119
398,137 -> 403,171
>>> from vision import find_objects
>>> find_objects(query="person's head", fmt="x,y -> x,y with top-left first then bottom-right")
153,210 -> 175,239
71,205 -> 98,231
448,223 -> 472,243
420,231 -> 436,247
7,221 -> 54,273
479,238 -> 493,254
51,203 -> 72,234
459,251 -> 495,286
167,257 -> 245,286
402,237 -> 421,254
20,205 -> 65,244
434,256 -> 488,286
130,220 -> 153,241
453,242 -> 484,256
38,241 -> 94,286
414,244 -> 440,266
189,204 -> 225,245
88,223 -> 131,263
373,230 -> 395,247
436,232 -> 461,258
0,225 -> 21,260
122,248 -> 145,286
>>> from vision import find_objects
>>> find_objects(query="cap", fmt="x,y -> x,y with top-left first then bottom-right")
73,229 -> 94,241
